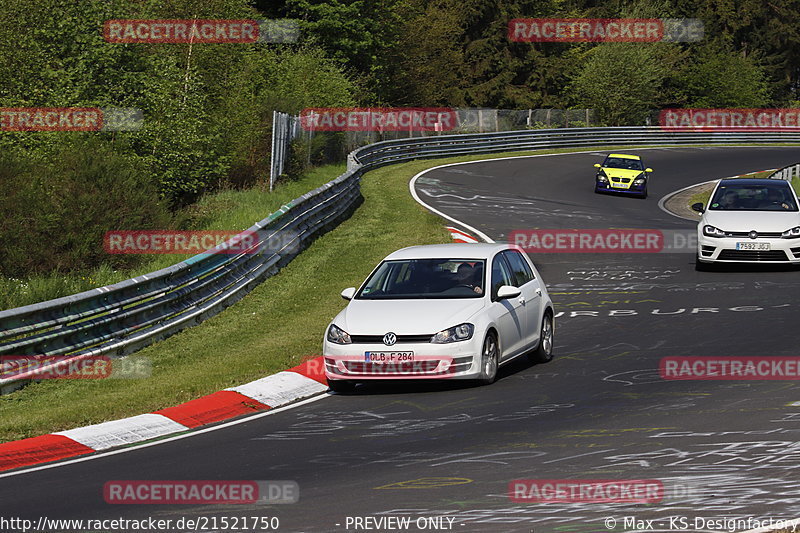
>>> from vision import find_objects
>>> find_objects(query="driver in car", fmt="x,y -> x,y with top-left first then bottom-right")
455,263 -> 483,295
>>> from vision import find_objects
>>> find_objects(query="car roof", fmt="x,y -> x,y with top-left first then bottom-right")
384,243 -> 510,261
606,153 -> 641,160
717,178 -> 790,187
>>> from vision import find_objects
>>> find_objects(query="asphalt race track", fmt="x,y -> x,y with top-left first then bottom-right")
3,146 -> 800,533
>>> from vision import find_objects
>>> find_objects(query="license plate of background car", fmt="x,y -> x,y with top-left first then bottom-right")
736,242 -> 770,250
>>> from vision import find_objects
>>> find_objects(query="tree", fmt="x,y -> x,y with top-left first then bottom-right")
673,43 -> 769,108
569,43 -> 675,125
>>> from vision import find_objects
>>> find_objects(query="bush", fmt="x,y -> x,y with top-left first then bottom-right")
0,137 -> 172,277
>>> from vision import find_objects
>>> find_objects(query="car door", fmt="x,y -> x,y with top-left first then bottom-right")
502,250 -> 542,349
490,253 -> 526,359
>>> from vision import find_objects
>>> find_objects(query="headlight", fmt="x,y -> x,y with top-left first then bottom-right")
782,226 -> 800,238
431,323 -> 474,344
327,324 -> 351,344
596,171 -> 607,182
633,175 -> 646,184
703,225 -> 726,238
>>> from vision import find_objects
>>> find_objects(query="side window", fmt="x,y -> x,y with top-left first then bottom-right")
491,255 -> 515,299
503,251 -> 534,286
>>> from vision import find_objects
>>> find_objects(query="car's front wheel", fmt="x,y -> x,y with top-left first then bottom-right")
476,332 -> 499,385
327,379 -> 355,393
695,254 -> 712,271
529,312 -> 554,364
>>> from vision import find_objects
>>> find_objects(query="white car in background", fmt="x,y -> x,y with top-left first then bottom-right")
323,243 -> 555,392
693,178 -> 800,268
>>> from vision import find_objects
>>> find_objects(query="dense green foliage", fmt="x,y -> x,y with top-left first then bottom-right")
2,0 -> 799,281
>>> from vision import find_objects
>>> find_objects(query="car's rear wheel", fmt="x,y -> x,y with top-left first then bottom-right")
327,379 -> 355,393
529,312 -> 554,364
477,332 -> 499,385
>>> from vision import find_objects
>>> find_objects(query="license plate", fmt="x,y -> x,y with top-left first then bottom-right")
611,182 -> 628,188
365,351 -> 414,363
736,242 -> 770,251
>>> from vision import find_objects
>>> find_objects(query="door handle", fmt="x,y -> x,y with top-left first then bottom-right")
518,296 -> 526,305
535,288 -> 542,296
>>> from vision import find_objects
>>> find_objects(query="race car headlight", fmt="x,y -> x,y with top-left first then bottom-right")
633,178 -> 646,185
781,226 -> 800,238
431,323 -> 474,344
596,170 -> 607,182
327,324 -> 352,344
703,225 -> 726,238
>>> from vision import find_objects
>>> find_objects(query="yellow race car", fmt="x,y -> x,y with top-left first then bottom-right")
594,153 -> 652,198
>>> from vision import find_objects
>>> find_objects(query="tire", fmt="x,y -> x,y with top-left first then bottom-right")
529,312 -> 554,364
640,186 -> 648,199
695,254 -> 712,271
476,332 -> 499,385
327,379 -> 355,393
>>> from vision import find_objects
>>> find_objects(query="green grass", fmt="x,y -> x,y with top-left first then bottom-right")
3,143 -> 799,442
0,166 -> 345,310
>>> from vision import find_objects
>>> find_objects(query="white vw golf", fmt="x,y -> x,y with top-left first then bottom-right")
693,178 -> 800,268
323,243 -> 555,392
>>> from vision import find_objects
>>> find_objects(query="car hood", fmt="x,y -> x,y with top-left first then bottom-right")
702,210 -> 800,232
335,298 -> 486,335
600,168 -> 644,179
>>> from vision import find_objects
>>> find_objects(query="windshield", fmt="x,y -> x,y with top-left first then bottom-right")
603,157 -> 643,171
356,259 -> 486,299
708,183 -> 798,211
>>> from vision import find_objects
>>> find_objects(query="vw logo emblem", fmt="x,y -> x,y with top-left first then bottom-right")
383,332 -> 397,346
749,230 -> 758,240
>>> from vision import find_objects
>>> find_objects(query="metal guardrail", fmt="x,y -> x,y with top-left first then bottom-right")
0,169 -> 362,393
767,163 -> 800,181
3,125 -> 800,393
348,126 -> 800,170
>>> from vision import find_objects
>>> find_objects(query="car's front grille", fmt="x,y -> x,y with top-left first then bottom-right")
349,334 -> 433,344
610,177 -> 631,183
717,249 -> 789,261
722,231 -> 783,238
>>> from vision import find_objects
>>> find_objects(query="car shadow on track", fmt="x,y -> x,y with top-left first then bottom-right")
327,355 -> 550,396
694,261 -> 800,273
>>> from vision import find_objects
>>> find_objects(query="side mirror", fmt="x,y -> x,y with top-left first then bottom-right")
593,163 -> 601,168
691,202 -> 704,213
645,168 -> 653,173
341,287 -> 356,300
496,285 -> 522,300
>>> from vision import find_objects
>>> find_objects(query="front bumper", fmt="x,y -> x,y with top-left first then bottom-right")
595,178 -> 646,194
697,235 -> 800,263
323,339 -> 481,381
